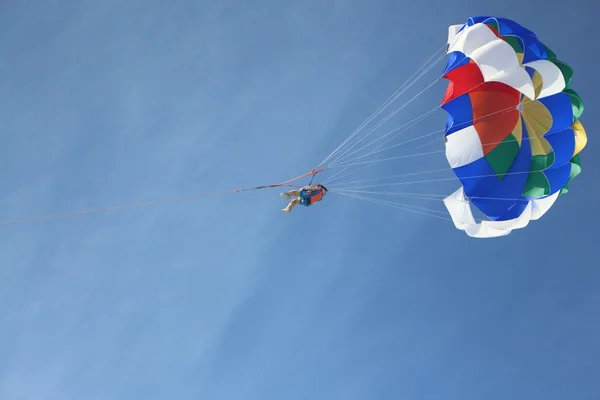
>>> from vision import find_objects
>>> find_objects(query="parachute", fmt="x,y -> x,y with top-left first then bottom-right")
441,16 -> 586,237
316,15 -> 587,238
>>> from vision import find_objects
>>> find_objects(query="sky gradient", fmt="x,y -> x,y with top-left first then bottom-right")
1,1 -> 598,399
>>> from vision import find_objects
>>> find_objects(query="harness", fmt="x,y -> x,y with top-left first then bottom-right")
300,187 -> 325,206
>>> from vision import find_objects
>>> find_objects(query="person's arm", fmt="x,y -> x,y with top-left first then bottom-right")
302,185 -> 315,196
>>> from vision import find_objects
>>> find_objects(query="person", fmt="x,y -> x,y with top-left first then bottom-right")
280,184 -> 328,213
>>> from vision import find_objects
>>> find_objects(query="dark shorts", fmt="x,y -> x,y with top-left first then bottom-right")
299,189 -> 316,207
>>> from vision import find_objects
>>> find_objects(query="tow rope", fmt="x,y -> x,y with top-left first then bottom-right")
0,168 -> 326,226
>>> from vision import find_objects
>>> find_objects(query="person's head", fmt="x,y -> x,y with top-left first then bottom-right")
318,184 -> 328,193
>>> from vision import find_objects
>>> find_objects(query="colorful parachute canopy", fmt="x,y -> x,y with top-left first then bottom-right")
441,16 -> 586,238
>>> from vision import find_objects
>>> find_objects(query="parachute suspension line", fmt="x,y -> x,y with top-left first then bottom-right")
335,93 -> 520,168
322,72 -> 521,186
326,74 -> 444,168
329,102 -> 522,171
323,149 -> 446,188
328,138 -> 557,201
322,68 -> 443,171
331,149 -> 446,170
332,188 -> 547,224
331,127 -> 445,169
330,169 -> 549,191
331,188 -> 545,204
325,60 -> 446,168
322,80 -> 514,187
316,43 -> 448,169
333,190 -> 481,225
414,135 -> 444,150
333,191 -> 453,222
343,192 -> 450,218
322,162 -> 382,187
333,129 -> 443,169
317,44 -> 447,169
328,118 -> 546,187
0,168 -> 325,227
321,106 -> 439,185
320,32 -> 472,183
325,118 -> 444,181
327,106 -> 439,169
325,167 -> 451,187
331,189 -> 448,201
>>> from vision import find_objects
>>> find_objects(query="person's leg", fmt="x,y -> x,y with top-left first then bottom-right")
280,190 -> 300,199
282,197 -> 301,213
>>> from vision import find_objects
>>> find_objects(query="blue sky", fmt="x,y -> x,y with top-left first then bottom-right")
1,0 -> 598,399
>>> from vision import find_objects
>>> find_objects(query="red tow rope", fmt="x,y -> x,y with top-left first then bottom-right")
0,168 -> 326,226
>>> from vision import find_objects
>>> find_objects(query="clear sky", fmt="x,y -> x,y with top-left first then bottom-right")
1,0 -> 598,399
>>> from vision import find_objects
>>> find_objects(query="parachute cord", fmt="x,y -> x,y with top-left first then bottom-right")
0,168 -> 325,227
333,191 -> 452,222
327,106 -> 439,169
326,76 -> 443,168
331,149 -> 446,170
330,169 -> 548,191
329,102 -> 521,171
321,106 -> 440,184
322,161 -> 381,186
324,167 -> 451,187
331,188 -> 546,204
326,116 -> 543,187
319,30 -> 472,186
332,188 -> 548,224
317,43 -> 448,169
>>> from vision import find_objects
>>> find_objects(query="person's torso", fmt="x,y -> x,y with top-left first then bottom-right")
305,187 -> 324,202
